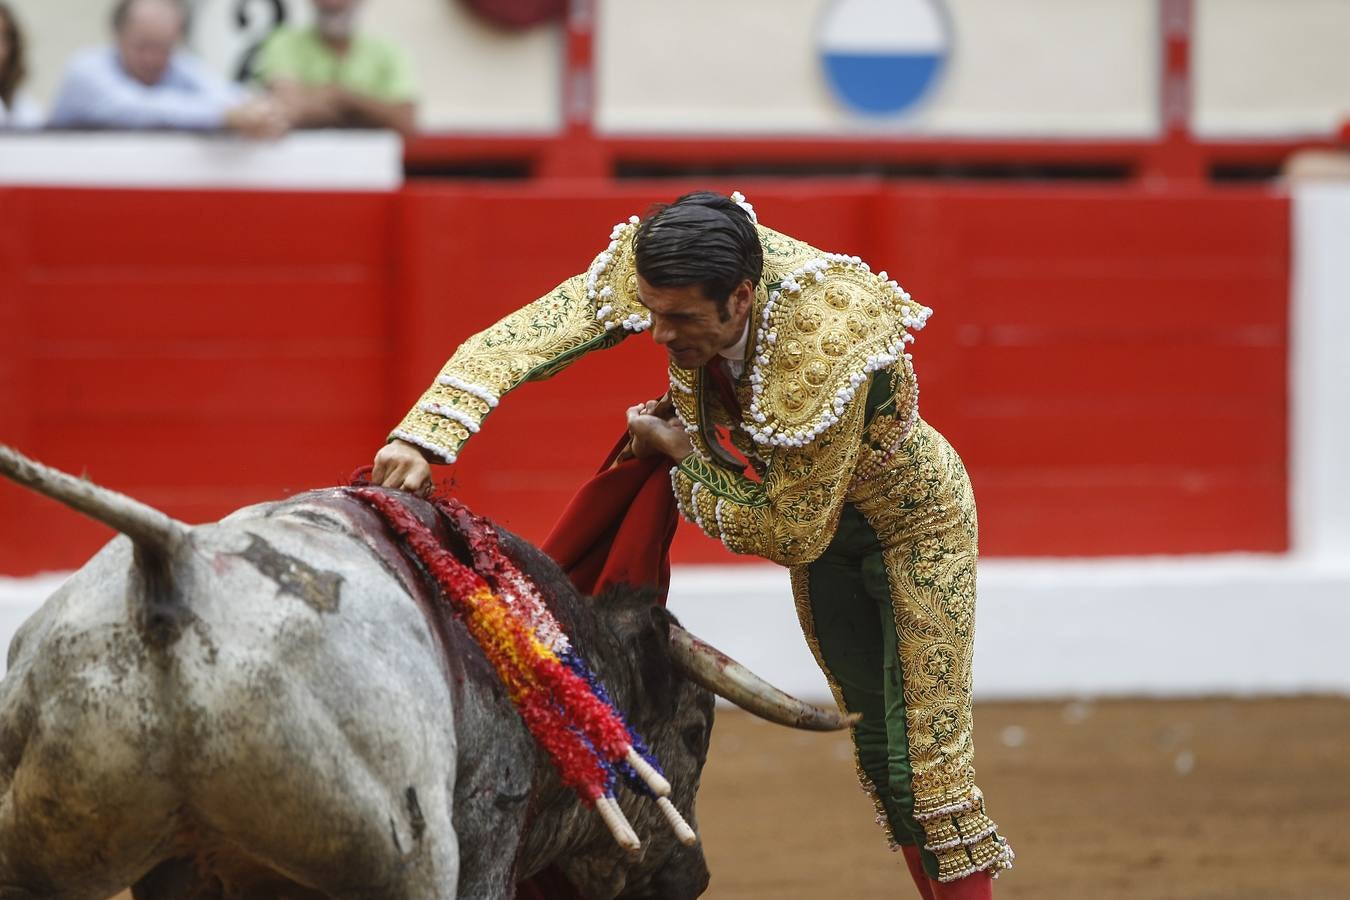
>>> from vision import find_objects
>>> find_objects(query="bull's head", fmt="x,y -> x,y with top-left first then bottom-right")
613,613 -> 860,899
495,534 -> 853,900
524,595 -> 715,900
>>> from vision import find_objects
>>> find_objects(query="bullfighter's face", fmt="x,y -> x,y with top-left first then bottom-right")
637,275 -> 754,371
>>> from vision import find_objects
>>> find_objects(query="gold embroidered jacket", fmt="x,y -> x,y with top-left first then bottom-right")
392,211 -> 1017,880
390,215 -> 932,568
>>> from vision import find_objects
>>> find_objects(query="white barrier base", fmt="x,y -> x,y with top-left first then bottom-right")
670,556 -> 1350,701
0,132 -> 403,191
5,557 -> 1348,700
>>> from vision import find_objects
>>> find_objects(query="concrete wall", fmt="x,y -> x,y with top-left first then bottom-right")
597,0 -> 1159,136
1292,180 -> 1350,559
1194,0 -> 1350,137
8,0 -> 1350,137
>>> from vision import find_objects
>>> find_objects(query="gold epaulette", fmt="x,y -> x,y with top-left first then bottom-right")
744,251 -> 931,450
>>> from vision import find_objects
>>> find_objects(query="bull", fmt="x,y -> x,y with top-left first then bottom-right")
0,445 -> 851,899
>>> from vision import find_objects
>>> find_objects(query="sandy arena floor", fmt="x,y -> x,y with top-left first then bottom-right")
110,697 -> 1350,900
696,697 -> 1350,900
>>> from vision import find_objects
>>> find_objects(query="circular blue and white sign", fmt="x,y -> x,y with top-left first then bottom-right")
820,0 -> 952,117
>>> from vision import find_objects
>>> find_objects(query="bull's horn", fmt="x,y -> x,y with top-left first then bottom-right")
668,625 -> 859,731
0,444 -> 188,554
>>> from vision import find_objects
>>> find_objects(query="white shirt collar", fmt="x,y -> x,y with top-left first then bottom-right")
719,320 -> 751,364
718,320 -> 751,379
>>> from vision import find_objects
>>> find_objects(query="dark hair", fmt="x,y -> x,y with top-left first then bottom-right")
112,0 -> 189,33
0,2 -> 27,110
633,191 -> 763,320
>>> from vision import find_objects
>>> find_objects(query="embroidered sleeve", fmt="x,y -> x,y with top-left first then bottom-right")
389,274 -> 631,463
390,213 -> 652,464
670,382 -> 869,567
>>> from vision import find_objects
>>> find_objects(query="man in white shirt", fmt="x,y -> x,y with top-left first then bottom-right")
49,0 -> 285,137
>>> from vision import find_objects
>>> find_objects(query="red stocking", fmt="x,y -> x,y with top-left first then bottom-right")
930,869 -> 993,900
901,846 -> 936,900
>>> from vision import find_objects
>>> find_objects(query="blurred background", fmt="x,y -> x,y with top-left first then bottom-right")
1,1 -> 1348,897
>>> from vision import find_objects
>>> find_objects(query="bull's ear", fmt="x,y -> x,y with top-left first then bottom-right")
647,605 -> 673,644
636,606 -> 676,714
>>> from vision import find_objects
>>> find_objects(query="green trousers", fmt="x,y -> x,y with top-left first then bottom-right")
799,502 -> 941,877
789,419 -> 1012,883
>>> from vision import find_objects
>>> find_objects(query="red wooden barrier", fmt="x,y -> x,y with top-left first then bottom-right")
0,183 -> 1288,575
866,188 -> 1289,555
0,188 -> 400,573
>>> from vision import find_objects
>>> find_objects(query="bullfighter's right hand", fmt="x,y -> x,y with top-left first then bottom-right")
626,398 -> 691,462
616,396 -> 677,463
372,440 -> 434,495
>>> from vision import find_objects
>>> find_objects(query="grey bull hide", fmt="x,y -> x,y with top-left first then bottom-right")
0,446 -> 853,900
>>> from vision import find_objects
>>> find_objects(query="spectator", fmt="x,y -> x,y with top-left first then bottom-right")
0,2 -> 42,128
255,0 -> 417,137
49,0 -> 287,138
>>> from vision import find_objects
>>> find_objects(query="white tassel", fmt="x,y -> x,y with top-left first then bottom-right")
625,746 -> 671,797
595,794 -> 641,852
656,796 -> 698,847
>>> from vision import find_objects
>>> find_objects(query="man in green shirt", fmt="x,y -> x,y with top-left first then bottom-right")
255,0 -> 417,136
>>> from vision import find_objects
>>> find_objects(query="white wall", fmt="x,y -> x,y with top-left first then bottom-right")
10,1 -> 1350,138
7,554 -> 1348,699
1291,180 -> 1350,559
668,557 -> 1350,701
0,131 -> 403,189
1194,0 -> 1350,138
597,0 -> 1160,137
9,0 -> 104,111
